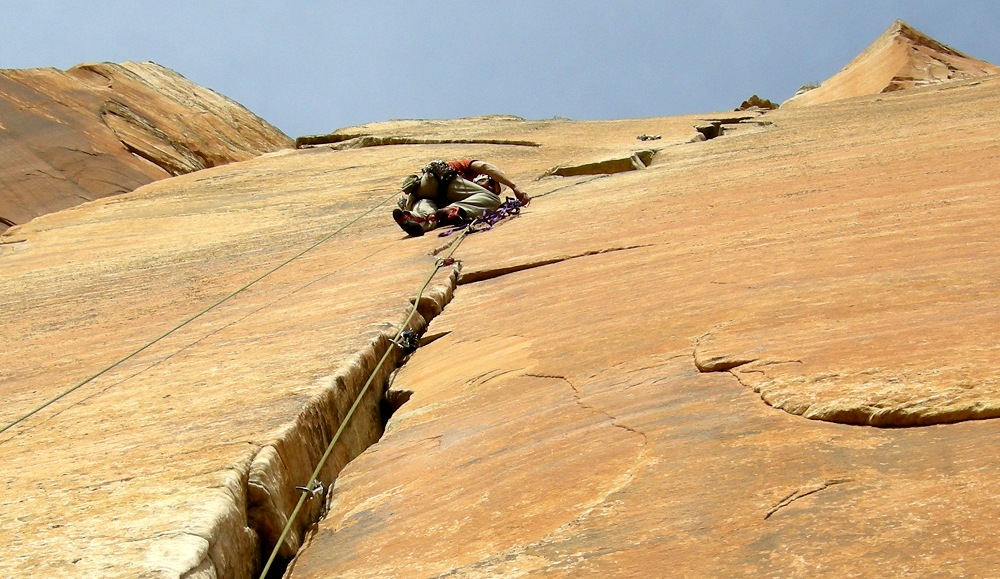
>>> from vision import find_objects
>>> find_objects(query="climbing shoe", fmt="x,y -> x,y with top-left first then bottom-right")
393,208 -> 430,237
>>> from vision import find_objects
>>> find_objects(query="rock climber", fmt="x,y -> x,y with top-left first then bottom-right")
393,159 -> 530,236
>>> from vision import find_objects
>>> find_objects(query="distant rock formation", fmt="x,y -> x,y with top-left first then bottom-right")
783,19 -> 1000,107
0,62 -> 292,231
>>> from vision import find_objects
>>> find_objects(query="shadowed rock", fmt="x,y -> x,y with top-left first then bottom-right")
546,149 -> 657,176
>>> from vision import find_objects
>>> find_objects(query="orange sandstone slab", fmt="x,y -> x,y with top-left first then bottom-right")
290,77 -> 1000,576
0,117 -> 681,576
3,33 -> 1000,577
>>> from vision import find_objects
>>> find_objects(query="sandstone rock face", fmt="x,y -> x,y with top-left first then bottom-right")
0,114 -> 699,577
782,20 -> 1000,108
0,62 -> 292,231
3,27 -> 1000,579
287,77 -> 1000,577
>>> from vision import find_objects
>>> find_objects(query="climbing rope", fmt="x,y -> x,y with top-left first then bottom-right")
0,193 -> 396,438
259,199 -> 529,577
258,226 -> 471,579
1,173 -> 517,576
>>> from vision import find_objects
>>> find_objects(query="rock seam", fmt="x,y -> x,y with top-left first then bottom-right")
178,269 -> 459,578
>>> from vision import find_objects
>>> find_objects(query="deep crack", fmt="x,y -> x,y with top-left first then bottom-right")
246,267 -> 461,578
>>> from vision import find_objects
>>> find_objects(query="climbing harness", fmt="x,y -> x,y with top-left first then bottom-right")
422,159 -> 458,199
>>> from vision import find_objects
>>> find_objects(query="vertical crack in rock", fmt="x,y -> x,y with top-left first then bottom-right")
380,388 -> 413,431
239,268 -> 460,578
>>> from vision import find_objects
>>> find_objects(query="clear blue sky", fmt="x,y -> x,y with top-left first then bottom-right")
3,1 -> 999,138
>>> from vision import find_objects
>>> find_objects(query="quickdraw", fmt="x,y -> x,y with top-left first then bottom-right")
392,329 -> 421,353
294,480 -> 325,499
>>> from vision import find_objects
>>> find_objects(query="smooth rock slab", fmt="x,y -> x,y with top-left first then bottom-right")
290,76 -> 1000,576
3,66 -> 1000,577
292,249 -> 1000,576
0,120 -> 688,576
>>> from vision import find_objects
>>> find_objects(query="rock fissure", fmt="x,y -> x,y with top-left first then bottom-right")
418,331 -> 451,347
698,343 -> 1000,427
468,368 -> 520,387
764,478 -> 853,520
458,245 -> 653,285
692,331 -> 757,373
695,356 -> 757,373
526,373 -> 649,444
242,267 -> 460,577
692,113 -> 768,141
545,149 -> 657,177
57,145 -> 100,157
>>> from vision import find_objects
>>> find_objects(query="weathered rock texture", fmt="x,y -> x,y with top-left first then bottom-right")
0,61 -> 292,231
783,20 -> 1000,107
286,75 -> 1000,577
2,25 -> 1000,579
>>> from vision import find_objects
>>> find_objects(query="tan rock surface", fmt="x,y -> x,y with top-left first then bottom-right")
0,61 -> 291,231
290,79 -> 1000,576
783,20 -> 1000,108
0,115 -> 694,576
2,32 -> 1000,579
